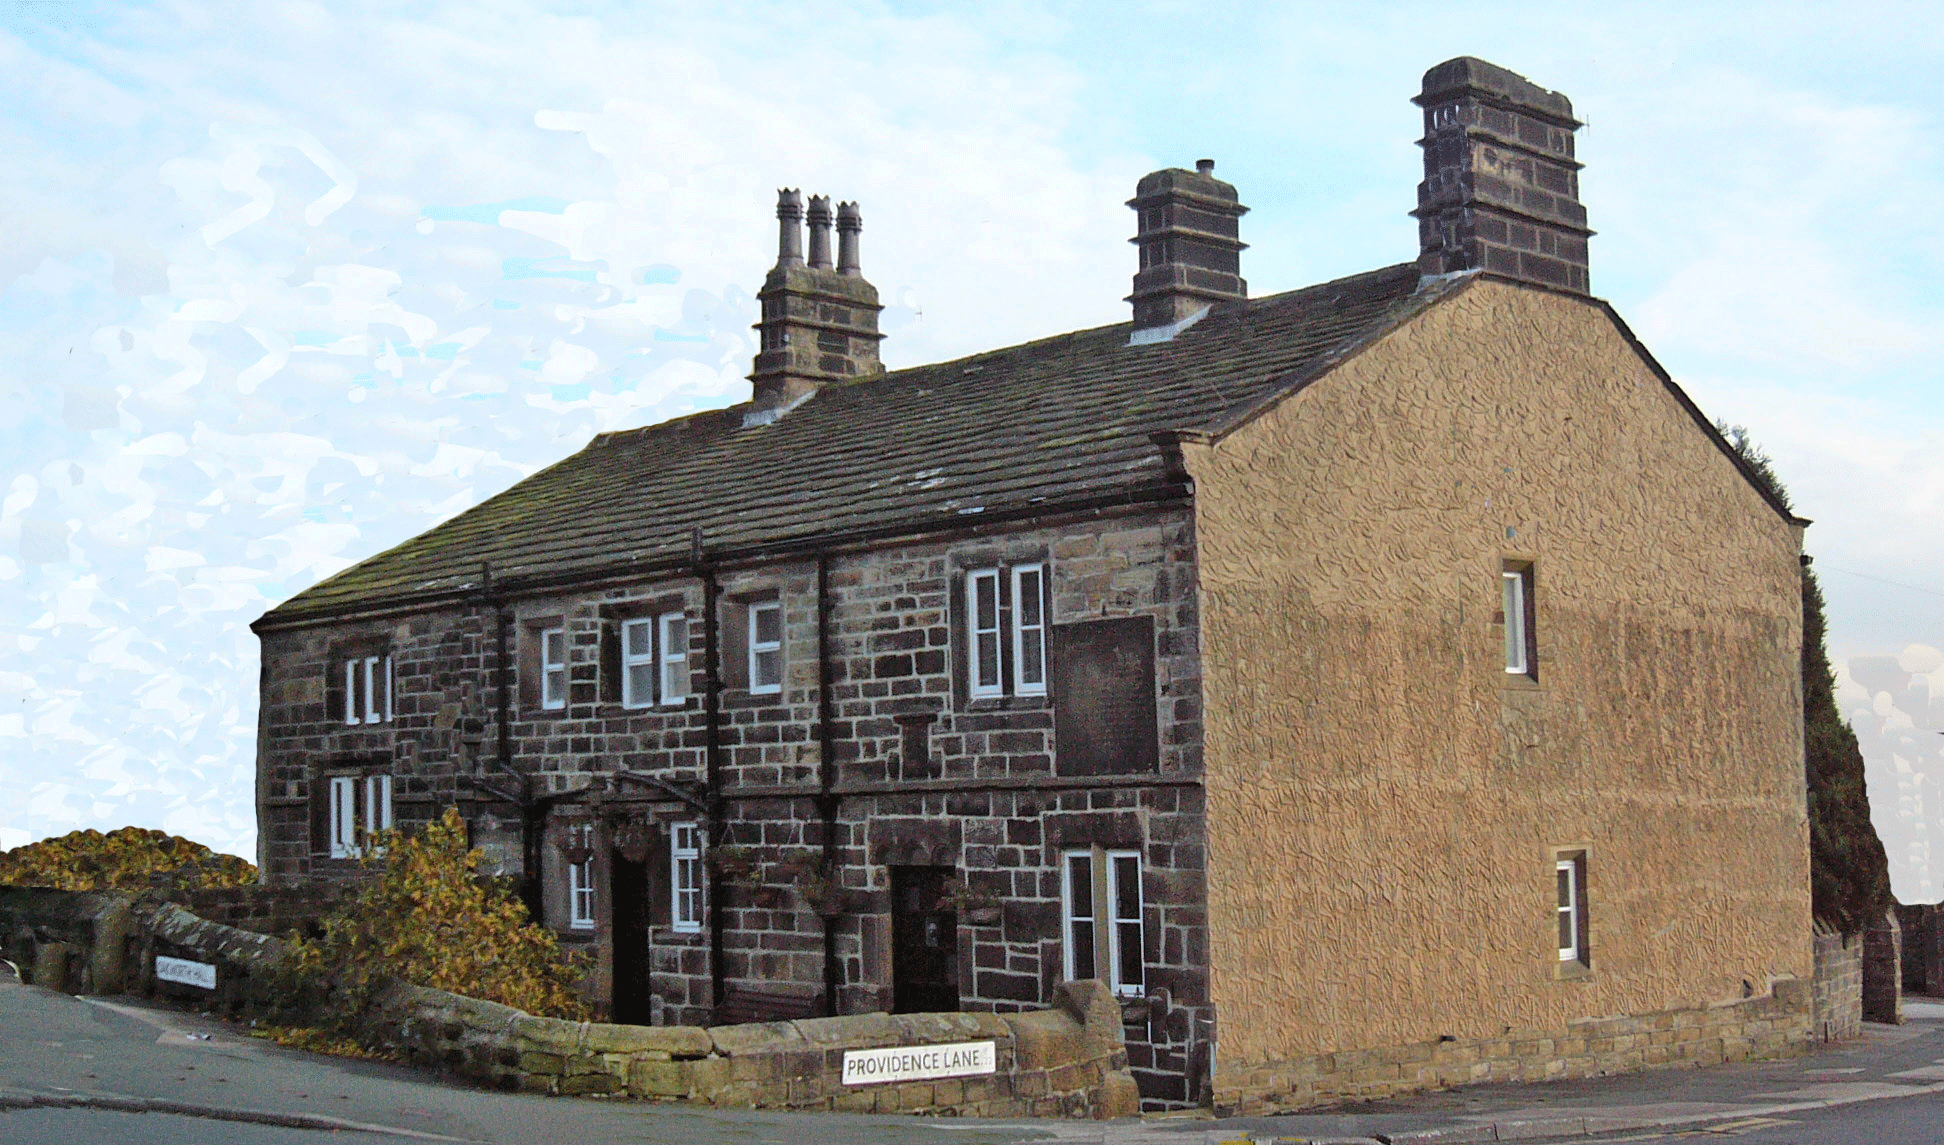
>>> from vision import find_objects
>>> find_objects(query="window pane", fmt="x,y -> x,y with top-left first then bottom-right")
1557,867 -> 1572,909
545,666 -> 566,704
976,632 -> 1000,688
1559,907 -> 1574,952
1070,919 -> 1095,981
754,649 -> 781,689
1117,921 -> 1145,988
1017,569 -> 1042,627
753,603 -> 781,644
1113,854 -> 1141,921
624,619 -> 652,657
628,663 -> 654,705
544,629 -> 565,665
1503,572 -> 1526,673
1066,854 -> 1093,918
663,616 -> 687,656
974,574 -> 997,630
1020,638 -> 1044,686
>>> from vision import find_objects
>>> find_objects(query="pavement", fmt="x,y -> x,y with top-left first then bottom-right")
6,959 -> 1944,1145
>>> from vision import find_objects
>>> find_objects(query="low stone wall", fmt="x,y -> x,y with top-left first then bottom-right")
0,887 -> 1137,1120
1813,929 -> 1862,1042
1864,910 -> 1904,1024
364,977 -> 1139,1118
1212,979 -> 1815,1116
173,883 -> 348,939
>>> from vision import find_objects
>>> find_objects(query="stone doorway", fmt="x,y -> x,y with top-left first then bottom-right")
609,845 -> 653,1026
891,865 -> 959,1013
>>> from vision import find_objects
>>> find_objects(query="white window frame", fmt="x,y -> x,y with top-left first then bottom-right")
1503,567 -> 1531,676
363,773 -> 393,854
1011,564 -> 1047,696
540,626 -> 568,710
1105,850 -> 1145,997
1557,854 -> 1585,964
329,775 -> 358,858
1061,849 -> 1096,984
343,654 -> 393,725
748,601 -> 782,696
568,858 -> 596,931
659,610 -> 688,703
1061,846 -> 1144,996
967,568 -> 1004,699
621,617 -> 656,709
671,821 -> 704,933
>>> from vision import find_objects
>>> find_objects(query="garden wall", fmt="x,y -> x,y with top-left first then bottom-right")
0,887 -> 1137,1119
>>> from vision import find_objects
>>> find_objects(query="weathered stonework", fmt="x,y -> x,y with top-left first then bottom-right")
1812,929 -> 1862,1042
1185,280 -> 1812,1110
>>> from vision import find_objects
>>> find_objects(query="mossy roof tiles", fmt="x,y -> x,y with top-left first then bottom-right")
260,262 -> 1445,627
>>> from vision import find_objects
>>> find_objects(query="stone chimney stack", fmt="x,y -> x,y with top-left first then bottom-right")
1412,57 -> 1591,294
750,189 -> 884,414
1127,161 -> 1248,333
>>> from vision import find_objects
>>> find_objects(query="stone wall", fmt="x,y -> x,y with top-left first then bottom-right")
1185,279 -> 1813,1108
365,977 -> 1138,1118
0,889 -> 1138,1120
1213,980 -> 1814,1116
1864,910 -> 1903,1024
1895,903 -> 1941,996
1812,929 -> 1861,1043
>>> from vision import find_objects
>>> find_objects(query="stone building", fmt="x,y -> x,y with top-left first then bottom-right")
252,58 -> 1815,1111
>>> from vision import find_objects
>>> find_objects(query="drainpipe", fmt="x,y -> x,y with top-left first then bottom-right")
695,526 -> 727,1013
484,562 -> 542,921
817,551 -> 841,1015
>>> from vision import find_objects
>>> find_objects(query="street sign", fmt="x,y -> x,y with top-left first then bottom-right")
154,955 -> 216,990
840,1040 -> 996,1086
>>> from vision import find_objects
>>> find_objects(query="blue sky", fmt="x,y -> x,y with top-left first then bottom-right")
3,1 -> 1942,895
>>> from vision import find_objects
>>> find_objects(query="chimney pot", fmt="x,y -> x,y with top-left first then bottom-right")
806,195 -> 834,271
1196,159 -> 1215,174
836,201 -> 863,277
775,189 -> 804,268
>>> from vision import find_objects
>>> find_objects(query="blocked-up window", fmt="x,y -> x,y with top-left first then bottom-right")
1050,616 -> 1158,776
1062,847 -> 1145,997
671,821 -> 704,933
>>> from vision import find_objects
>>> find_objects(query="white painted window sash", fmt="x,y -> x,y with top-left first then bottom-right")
1011,564 -> 1046,695
748,602 -> 782,695
659,611 -> 688,703
344,660 -> 359,726
1106,850 -> 1144,996
329,775 -> 358,858
1061,850 -> 1095,983
1503,570 -> 1529,675
1557,857 -> 1581,962
541,627 -> 568,709
569,859 -> 595,930
671,822 -> 704,933
621,617 -> 655,709
968,569 -> 1003,698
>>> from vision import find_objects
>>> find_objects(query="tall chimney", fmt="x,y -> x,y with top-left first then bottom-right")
776,189 -> 804,268
806,195 -> 834,271
1412,57 -> 1590,293
1127,161 -> 1248,333
750,190 -> 884,414
836,201 -> 862,276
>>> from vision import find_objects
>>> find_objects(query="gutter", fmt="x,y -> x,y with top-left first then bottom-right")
695,527 -> 727,1016
816,551 -> 840,1017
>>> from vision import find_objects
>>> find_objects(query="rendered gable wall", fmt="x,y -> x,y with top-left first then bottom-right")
1185,280 -> 1811,1110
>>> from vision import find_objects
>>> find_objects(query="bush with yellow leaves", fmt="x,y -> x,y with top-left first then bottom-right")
284,807 -> 587,1026
0,826 -> 257,892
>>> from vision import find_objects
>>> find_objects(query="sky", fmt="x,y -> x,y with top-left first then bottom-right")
2,1 -> 1942,899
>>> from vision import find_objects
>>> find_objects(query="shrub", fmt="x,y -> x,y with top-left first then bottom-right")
285,808 -> 587,1025
0,826 -> 256,892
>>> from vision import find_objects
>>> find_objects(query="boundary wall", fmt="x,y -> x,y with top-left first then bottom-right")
0,887 -> 1136,1119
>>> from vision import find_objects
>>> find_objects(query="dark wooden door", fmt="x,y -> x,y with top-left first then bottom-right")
891,866 -> 959,1014
610,849 -> 654,1026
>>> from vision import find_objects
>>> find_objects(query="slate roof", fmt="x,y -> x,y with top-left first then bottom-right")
256,262 -> 1480,628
